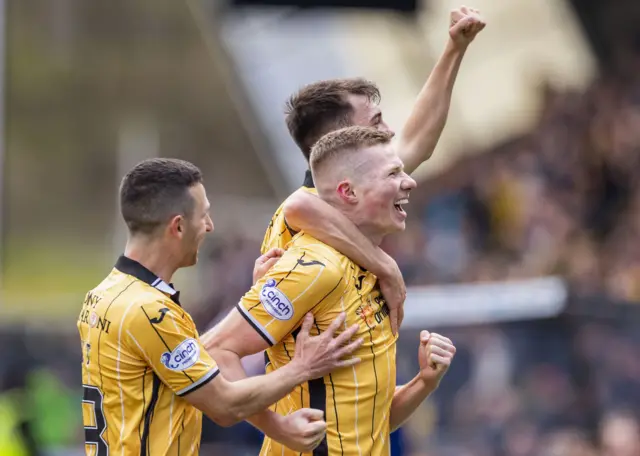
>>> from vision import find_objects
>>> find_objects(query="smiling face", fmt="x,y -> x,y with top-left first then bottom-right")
348,143 -> 417,237
176,183 -> 213,267
163,182 -> 214,269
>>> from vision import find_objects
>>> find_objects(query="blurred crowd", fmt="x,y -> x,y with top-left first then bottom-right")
395,315 -> 640,456
383,54 -> 640,303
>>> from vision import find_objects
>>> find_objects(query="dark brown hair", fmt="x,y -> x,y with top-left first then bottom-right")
285,78 -> 381,160
120,158 -> 203,235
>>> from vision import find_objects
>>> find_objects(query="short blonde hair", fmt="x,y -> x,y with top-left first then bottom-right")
309,126 -> 394,176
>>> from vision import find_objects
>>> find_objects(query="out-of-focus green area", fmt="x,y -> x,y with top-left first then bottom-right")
2,0 -> 272,317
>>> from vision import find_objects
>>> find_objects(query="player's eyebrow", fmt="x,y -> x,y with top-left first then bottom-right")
388,161 -> 404,173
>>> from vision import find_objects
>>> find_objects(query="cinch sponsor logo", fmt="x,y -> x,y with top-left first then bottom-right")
161,338 -> 200,371
260,279 -> 294,321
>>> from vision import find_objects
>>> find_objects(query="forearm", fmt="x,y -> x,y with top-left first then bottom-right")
400,39 -> 467,173
285,197 -> 391,278
210,347 -> 291,437
215,350 -> 305,426
389,375 -> 437,432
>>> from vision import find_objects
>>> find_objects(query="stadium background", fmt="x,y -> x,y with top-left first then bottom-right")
1,0 -> 640,454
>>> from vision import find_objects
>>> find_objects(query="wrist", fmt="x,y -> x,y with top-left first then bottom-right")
419,374 -> 440,392
283,359 -> 309,385
446,37 -> 468,55
375,251 -> 395,280
265,412 -> 287,440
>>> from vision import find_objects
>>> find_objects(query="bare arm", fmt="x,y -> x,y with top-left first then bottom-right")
199,308 -> 292,437
389,332 -> 456,431
184,355 -> 308,427
398,8 -> 486,174
389,374 -> 437,432
283,190 -> 405,334
191,313 -> 359,428
200,309 -> 361,450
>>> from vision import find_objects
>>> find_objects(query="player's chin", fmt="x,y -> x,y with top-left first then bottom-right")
389,211 -> 407,231
393,220 -> 406,232
384,219 -> 406,233
184,252 -> 199,267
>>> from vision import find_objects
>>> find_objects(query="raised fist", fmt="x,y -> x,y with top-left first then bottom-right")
449,5 -> 486,48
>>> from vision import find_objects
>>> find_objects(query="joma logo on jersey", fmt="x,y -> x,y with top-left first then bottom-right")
160,338 -> 200,371
260,279 -> 293,321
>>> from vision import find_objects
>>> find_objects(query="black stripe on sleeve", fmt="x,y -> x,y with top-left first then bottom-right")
311,277 -> 343,312
283,216 -> 299,238
141,306 -> 194,382
235,303 -> 274,346
176,369 -> 220,397
141,373 -> 161,456
275,252 -> 305,286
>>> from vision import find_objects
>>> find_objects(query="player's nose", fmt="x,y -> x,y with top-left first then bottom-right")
402,175 -> 417,191
380,122 -> 394,135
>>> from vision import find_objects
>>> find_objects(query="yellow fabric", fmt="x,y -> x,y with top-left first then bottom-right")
77,269 -> 218,456
239,233 -> 398,456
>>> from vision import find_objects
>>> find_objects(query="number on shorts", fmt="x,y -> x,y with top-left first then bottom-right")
83,384 -> 109,456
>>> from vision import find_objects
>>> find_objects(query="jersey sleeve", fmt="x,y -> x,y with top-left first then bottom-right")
125,300 -> 219,397
237,245 -> 345,346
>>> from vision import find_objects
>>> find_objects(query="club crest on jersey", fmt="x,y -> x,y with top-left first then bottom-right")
260,279 -> 293,321
160,338 -> 200,371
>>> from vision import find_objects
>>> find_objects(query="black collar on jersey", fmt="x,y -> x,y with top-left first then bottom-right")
303,169 -> 315,188
115,255 -> 181,304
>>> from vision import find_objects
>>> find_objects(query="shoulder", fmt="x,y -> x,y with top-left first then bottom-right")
286,234 -> 349,276
118,286 -> 179,331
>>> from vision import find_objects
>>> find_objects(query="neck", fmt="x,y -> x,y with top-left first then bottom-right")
323,194 -> 385,247
124,236 -> 179,284
355,224 -> 384,247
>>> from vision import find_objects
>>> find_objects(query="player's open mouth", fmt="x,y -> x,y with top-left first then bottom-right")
394,198 -> 409,216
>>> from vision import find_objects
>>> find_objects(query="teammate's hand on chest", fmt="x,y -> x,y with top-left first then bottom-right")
292,312 -> 364,379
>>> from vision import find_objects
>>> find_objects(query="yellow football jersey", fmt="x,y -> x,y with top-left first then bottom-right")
77,256 -> 219,456
237,233 -> 398,456
261,172 -> 318,254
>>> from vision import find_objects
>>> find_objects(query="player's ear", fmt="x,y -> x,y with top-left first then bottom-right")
337,180 -> 357,204
168,214 -> 184,237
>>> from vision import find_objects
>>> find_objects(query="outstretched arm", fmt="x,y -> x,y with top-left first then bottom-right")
398,6 -> 486,174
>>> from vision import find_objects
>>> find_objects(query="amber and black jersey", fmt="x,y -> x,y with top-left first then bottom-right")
261,170 -> 318,255
77,256 -> 219,456
239,233 -> 398,456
